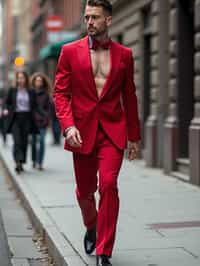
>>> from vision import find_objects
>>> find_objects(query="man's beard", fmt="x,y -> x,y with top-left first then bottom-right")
88,27 -> 97,35
87,27 -> 106,38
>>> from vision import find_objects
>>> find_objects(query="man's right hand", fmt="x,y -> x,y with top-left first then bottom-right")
65,126 -> 82,147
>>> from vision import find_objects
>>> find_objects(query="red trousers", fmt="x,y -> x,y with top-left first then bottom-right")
73,125 -> 124,257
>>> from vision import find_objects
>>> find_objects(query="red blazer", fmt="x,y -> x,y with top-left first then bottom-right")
54,36 -> 140,154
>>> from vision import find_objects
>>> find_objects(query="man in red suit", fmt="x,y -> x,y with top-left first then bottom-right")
54,0 -> 141,265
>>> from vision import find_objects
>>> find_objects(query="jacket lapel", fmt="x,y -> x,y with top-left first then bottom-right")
12,88 -> 17,109
76,36 -> 99,99
76,37 -> 122,101
99,41 -> 122,100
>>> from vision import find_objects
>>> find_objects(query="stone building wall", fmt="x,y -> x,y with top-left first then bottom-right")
110,0 -> 199,185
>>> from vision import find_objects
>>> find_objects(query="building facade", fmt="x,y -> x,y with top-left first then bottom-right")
108,0 -> 199,185
17,0 -> 32,63
0,0 -> 33,87
0,0 -> 12,87
31,0 -> 81,80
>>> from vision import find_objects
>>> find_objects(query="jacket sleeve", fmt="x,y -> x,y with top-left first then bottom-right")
122,49 -> 141,142
45,95 -> 51,120
4,88 -> 13,111
53,46 -> 74,134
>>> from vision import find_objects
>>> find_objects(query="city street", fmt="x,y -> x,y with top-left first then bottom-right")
0,0 -> 200,265
0,134 -> 200,266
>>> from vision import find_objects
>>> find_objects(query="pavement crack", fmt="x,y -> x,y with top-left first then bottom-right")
43,204 -> 76,209
154,229 -> 165,237
182,247 -> 199,259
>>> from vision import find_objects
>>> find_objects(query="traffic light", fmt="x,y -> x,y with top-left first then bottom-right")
14,56 -> 25,67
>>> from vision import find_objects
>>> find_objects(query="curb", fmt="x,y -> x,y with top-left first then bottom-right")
0,151 -> 87,266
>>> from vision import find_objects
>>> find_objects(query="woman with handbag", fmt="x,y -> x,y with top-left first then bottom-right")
4,71 -> 36,173
31,72 -> 51,170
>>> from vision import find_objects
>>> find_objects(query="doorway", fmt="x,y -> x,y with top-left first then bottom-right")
142,7 -> 151,149
177,0 -> 194,158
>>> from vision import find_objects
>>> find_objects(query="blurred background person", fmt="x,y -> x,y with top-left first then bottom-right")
4,71 -> 36,174
50,98 -> 61,145
0,99 -> 7,145
0,90 -> 7,145
31,72 -> 51,170
0,97 -> 4,142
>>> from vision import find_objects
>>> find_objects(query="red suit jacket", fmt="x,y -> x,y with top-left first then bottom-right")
54,36 -> 140,154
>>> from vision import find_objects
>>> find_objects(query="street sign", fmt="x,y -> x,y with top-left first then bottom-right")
45,15 -> 64,32
47,31 -> 79,44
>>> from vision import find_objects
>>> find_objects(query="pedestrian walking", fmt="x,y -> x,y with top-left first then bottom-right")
4,71 -> 36,174
0,97 -> 4,141
50,99 -> 61,145
54,1 -> 141,265
31,72 -> 51,170
0,92 -> 7,145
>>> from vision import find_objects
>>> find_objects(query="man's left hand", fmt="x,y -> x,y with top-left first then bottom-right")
128,141 -> 140,161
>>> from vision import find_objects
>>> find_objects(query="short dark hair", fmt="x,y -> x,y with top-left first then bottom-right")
87,0 -> 112,15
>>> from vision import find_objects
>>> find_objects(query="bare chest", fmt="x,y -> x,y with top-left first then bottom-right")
90,50 -> 111,80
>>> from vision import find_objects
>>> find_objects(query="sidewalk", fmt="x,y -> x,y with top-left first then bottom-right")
0,210 -> 11,266
1,135 -> 200,266
0,162 -> 11,266
0,159 -> 47,266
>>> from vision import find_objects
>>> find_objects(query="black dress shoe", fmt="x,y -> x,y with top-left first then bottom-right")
15,166 -> 21,174
84,227 -> 96,254
96,255 -> 112,266
15,163 -> 22,174
19,164 -> 24,172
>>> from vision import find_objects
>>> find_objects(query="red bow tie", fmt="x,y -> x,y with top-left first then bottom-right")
91,39 -> 111,50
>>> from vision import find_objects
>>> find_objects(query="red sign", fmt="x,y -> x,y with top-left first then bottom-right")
45,15 -> 64,32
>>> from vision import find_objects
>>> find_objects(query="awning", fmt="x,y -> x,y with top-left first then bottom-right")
39,37 -> 78,60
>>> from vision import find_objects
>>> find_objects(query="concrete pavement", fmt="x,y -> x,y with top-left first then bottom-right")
0,160 -> 48,266
0,209 -> 11,266
1,134 -> 200,266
